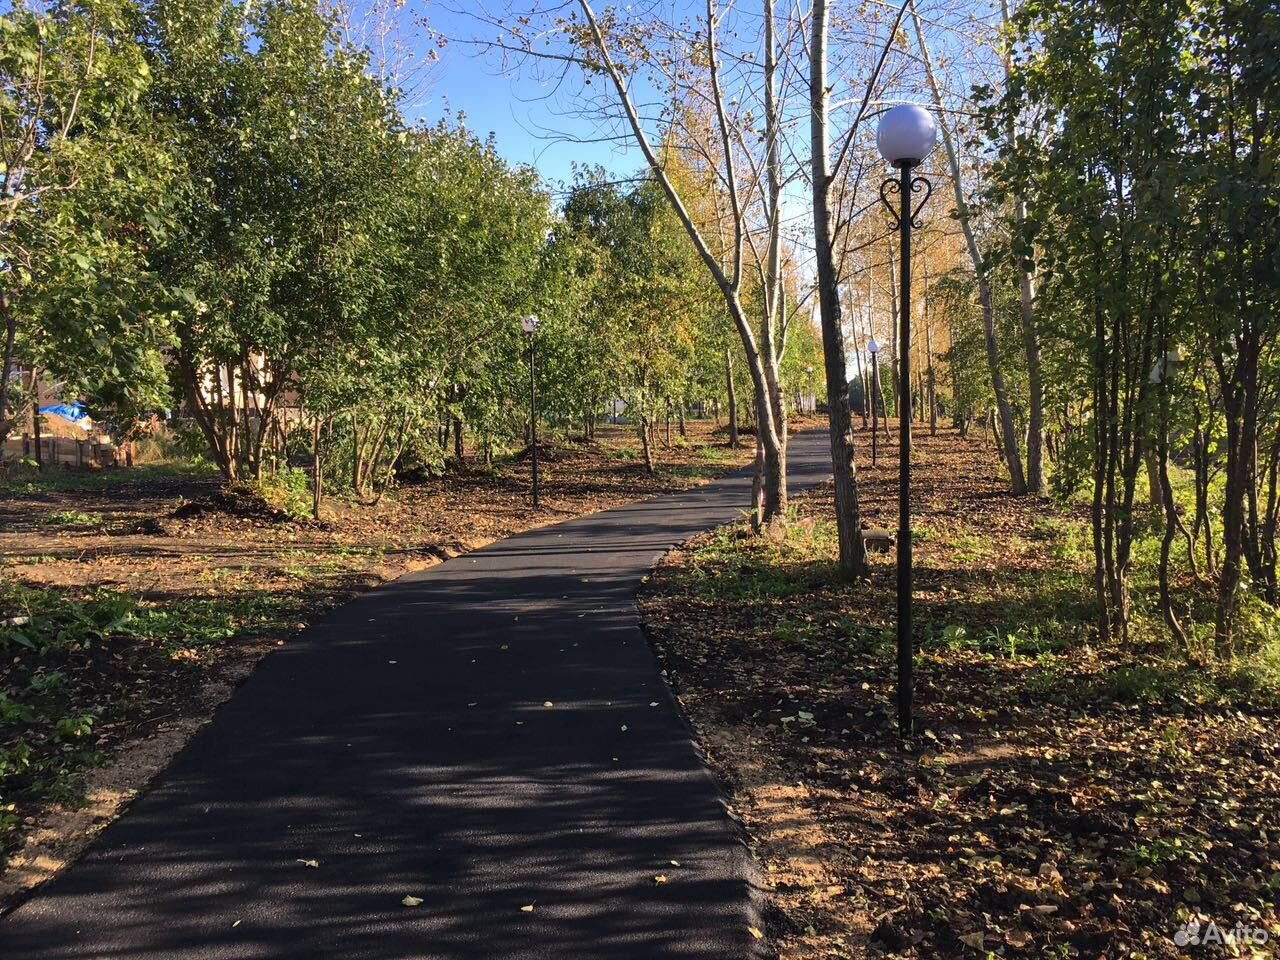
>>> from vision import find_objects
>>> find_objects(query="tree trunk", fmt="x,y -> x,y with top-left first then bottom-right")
849,309 -> 870,428
1193,422 -> 1216,574
979,285 -> 1028,493
1017,229 -> 1048,495
1259,426 -> 1280,605
1216,350 -> 1257,657
913,5 -> 1027,494
756,0 -> 788,535
887,248 -> 900,418
924,307 -> 938,437
224,364 -> 240,477
875,358 -> 892,441
750,439 -> 765,533
1145,447 -> 1162,509
352,411 -> 364,495
810,0 -> 869,577
31,392 -> 42,470
179,357 -> 236,481
0,295 -> 15,452
577,0 -> 788,525
639,415 -> 654,474
999,0 -> 1048,497
312,416 -> 323,520
725,347 -> 739,448
1156,368 -> 1188,652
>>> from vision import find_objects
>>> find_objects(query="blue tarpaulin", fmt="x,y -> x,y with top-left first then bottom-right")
38,403 -> 90,424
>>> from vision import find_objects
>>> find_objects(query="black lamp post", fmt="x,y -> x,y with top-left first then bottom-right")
868,338 -> 881,467
522,314 -> 541,509
876,104 -> 937,739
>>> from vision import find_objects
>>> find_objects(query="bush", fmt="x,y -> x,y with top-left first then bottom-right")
255,468 -> 313,519
1102,664 -> 1181,704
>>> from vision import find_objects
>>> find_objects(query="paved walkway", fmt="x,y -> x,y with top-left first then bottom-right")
1,430 -> 833,960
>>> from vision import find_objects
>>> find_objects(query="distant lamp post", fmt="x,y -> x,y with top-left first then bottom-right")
805,365 -> 815,412
865,340 -> 885,468
877,103 -> 937,739
522,314 -> 541,509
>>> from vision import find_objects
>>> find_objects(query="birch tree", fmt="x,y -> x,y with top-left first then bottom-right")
909,1 -> 1028,493
465,0 -> 803,530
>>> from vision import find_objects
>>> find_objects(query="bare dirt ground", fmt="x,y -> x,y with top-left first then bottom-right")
641,424 -> 1280,960
0,420 -> 761,910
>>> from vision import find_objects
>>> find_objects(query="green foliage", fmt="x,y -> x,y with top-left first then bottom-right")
0,461 -> 216,496
560,171 -> 727,464
982,0 -> 1280,651
0,578 -> 306,863
1,0 -> 750,513
0,0 -> 176,441
1101,665 -> 1184,705
41,510 -> 106,530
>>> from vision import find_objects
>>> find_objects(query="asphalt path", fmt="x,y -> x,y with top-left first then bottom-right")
0,429 -> 834,960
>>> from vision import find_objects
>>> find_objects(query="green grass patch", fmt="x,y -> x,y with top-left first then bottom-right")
40,510 -> 105,530
0,461 -> 217,497
948,529 -> 994,563
671,512 -> 846,602
0,580 -> 304,868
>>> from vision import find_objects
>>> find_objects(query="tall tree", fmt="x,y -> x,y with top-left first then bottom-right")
911,2 -> 1028,494
0,0 -> 169,450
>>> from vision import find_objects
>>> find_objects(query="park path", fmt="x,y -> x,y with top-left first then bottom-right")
0,430 -> 833,960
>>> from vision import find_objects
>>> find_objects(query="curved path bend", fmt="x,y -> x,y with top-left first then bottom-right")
1,430 -> 833,960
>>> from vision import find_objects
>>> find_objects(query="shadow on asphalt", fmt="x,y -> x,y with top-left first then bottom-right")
0,432 -> 835,960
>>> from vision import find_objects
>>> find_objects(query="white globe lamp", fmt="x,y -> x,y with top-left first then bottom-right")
877,104 -> 937,169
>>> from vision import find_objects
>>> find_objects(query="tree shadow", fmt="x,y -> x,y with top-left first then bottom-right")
0,430 -> 839,959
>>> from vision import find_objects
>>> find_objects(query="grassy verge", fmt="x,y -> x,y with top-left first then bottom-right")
641,428 -> 1279,960
0,580 -> 310,865
0,461 -> 218,497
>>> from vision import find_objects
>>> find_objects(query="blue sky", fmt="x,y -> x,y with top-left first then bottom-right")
405,6 -> 646,189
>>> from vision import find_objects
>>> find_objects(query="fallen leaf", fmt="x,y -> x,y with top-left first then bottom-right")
748,925 -> 764,940
653,874 -> 668,884
1006,929 -> 1033,948
296,859 -> 319,869
520,904 -> 535,913
401,895 -> 423,907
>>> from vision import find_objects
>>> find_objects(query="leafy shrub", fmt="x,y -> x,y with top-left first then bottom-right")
1102,664 -> 1180,704
41,510 -> 105,530
1050,427 -> 1093,502
254,468 -> 313,519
